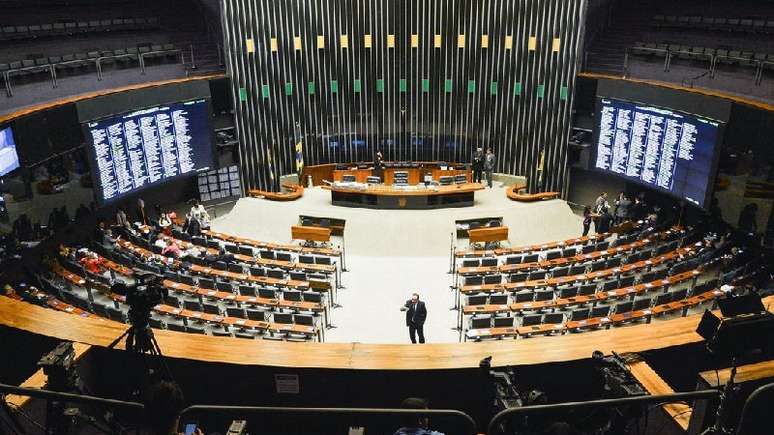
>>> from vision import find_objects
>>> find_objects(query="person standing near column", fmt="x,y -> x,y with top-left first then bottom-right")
472,147 -> 484,183
484,148 -> 496,188
400,293 -> 427,344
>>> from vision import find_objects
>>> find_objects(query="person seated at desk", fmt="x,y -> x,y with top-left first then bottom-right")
205,247 -> 234,265
161,240 -> 183,258
79,251 -> 104,275
157,209 -> 173,235
153,236 -> 168,250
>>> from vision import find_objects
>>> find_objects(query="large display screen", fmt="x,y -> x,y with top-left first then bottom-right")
593,97 -> 722,208
85,99 -> 214,204
0,125 -> 20,177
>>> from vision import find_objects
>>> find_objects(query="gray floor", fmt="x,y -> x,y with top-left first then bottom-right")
212,184 -> 583,343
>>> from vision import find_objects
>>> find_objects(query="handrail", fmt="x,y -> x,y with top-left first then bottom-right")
0,383 -> 144,411
180,405 -> 478,435
735,382 -> 774,435
487,389 -> 719,435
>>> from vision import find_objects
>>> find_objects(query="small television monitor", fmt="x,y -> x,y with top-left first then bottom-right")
0,125 -> 20,177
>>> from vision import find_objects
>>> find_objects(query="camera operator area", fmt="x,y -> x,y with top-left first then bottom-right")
2,1 -> 774,435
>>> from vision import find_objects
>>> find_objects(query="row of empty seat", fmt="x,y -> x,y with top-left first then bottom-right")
631,42 -> 774,68
0,16 -> 160,41
652,15 -> 774,34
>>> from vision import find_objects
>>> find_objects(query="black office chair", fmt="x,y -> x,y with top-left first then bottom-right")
521,314 -> 542,327
493,316 -> 514,327
470,316 -> 491,329
467,295 -> 488,306
259,288 -> 277,299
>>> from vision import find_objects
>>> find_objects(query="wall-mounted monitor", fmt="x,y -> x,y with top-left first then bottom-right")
0,125 -> 20,177
592,97 -> 723,209
84,99 -> 215,204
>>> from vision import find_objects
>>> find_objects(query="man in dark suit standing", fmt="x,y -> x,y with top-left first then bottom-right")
401,293 -> 427,344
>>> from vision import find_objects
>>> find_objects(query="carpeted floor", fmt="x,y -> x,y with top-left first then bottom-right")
212,184 -> 583,343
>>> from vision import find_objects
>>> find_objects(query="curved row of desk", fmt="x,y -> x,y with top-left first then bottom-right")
2,295 -> 771,370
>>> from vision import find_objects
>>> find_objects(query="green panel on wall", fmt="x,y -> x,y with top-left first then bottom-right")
514,82 -> 522,96
560,86 -> 568,100
331,80 -> 338,93
239,87 -> 247,101
261,84 -> 269,98
467,80 -> 475,94
444,79 -> 453,93
490,81 -> 497,95
308,81 -> 315,95
536,84 -> 545,98
285,82 -> 293,96
422,79 -> 430,92
399,79 -> 407,92
353,79 -> 362,93
376,79 -> 384,93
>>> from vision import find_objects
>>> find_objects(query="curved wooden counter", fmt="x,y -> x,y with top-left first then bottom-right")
249,183 -> 304,201
322,183 -> 485,209
302,162 -> 470,186
2,295 -> 771,370
505,183 -> 559,202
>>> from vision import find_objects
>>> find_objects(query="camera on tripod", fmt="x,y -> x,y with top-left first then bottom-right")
111,272 -> 167,353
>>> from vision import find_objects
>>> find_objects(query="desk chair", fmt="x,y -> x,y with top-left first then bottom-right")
258,250 -> 276,260
316,257 -> 332,265
558,286 -> 578,298
489,293 -> 509,305
596,241 -> 610,251
552,267 -> 569,278
203,302 -> 221,315
514,291 -> 534,303
216,281 -> 234,292
283,290 -> 302,302
483,275 -> 502,285
614,301 -> 633,314
654,293 -> 672,306
290,272 -> 307,281
224,244 -> 239,254
569,264 -> 587,275
467,295 -> 488,306
582,244 -> 596,254
534,289 -> 554,302
267,269 -> 285,279
493,316 -> 514,327
246,309 -> 267,321
570,308 -> 590,321
235,330 -> 258,339
239,246 -> 255,256
228,263 -> 244,274
619,275 -> 635,288
250,266 -> 265,276
227,307 -> 246,318
543,313 -> 565,325
149,317 -> 167,329
259,288 -> 277,299
273,312 -> 294,324
563,247 -> 578,257
277,252 -> 293,262
529,271 -> 547,281
523,253 -> 539,263
591,305 -> 610,319
470,316 -> 492,329
462,259 -> 480,268
294,314 -> 315,326
465,276 -> 484,286
239,284 -> 257,297
633,297 -> 653,311
521,314 -> 542,327
303,292 -> 323,303
505,255 -> 522,265
606,257 -> 622,268
299,255 -> 315,264
213,261 -> 228,271
183,299 -> 202,312
670,288 -> 689,301
165,295 -> 182,308
212,329 -> 232,337
206,240 -> 221,249
186,325 -> 206,334
546,250 -> 562,261
180,274 -> 196,286
481,257 -> 498,267
602,279 -> 619,291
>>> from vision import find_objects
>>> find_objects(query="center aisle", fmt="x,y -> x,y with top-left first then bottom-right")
212,186 -> 582,343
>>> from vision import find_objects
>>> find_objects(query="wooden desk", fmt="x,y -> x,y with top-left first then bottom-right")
2,295 -> 774,370
299,215 -> 346,237
468,226 -> 509,244
202,229 -> 340,257
291,225 -> 332,243
322,183 -> 484,209
629,360 -> 693,431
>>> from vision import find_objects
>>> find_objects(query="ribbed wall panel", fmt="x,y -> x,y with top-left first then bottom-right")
222,0 -> 586,194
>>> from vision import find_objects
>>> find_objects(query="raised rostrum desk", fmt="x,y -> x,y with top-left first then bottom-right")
322,183 -> 484,209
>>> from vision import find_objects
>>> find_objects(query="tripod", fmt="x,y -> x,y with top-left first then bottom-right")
701,358 -> 739,435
